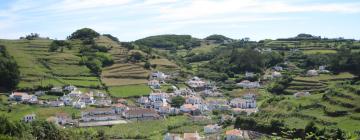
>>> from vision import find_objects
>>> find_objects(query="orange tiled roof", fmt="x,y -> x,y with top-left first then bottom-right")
226,129 -> 242,135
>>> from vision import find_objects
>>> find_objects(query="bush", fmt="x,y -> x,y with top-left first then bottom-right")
49,40 -> 71,52
68,28 -> 100,40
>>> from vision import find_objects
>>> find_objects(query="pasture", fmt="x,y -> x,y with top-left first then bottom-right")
108,84 -> 151,98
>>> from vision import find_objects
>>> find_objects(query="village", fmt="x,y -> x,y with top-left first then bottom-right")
7,63 -> 334,140
10,69 -> 264,139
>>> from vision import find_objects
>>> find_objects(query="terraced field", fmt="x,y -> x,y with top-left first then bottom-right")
285,73 -> 355,94
100,42 -> 150,84
0,39 -> 102,89
262,82 -> 360,134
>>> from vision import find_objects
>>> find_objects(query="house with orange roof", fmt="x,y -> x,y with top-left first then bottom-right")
225,129 -> 242,140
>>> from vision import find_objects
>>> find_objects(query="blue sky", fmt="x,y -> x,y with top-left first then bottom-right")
0,0 -> 359,41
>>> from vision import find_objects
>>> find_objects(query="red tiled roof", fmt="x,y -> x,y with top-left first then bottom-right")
226,129 -> 242,135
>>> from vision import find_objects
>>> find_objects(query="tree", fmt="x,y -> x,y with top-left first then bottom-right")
170,96 -> 185,108
25,33 -> 40,40
204,34 -> 232,43
0,45 -> 20,90
305,121 -> 318,134
49,40 -> 71,52
144,61 -> 151,69
68,28 -> 100,40
128,51 -> 145,62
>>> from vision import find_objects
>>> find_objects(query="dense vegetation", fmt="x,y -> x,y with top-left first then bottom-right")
204,34 -> 233,43
0,116 -> 106,140
0,45 -> 20,91
49,40 -> 72,52
67,28 -> 100,40
135,35 -> 200,50
67,28 -> 113,75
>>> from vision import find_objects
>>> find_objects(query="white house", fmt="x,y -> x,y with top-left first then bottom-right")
152,99 -> 168,110
294,91 -> 310,98
151,71 -> 168,81
81,108 -> 117,122
206,99 -> 230,111
159,106 -> 179,115
319,65 -> 330,73
164,133 -> 182,140
245,72 -> 255,78
273,66 -> 283,71
180,104 -> 197,113
112,103 -> 129,114
174,88 -> 195,96
229,98 -> 256,109
79,94 -> 95,104
236,80 -> 260,89
73,101 -> 86,109
60,95 -> 72,105
51,87 -> 63,93
95,99 -> 112,107
10,92 -> 30,102
137,96 -> 149,104
34,91 -> 45,96
272,71 -> 282,78
148,79 -> 161,89
307,70 -> 319,76
186,77 -> 206,90
149,92 -> 168,101
185,96 -> 203,105
64,85 -> 77,92
23,114 -> 36,123
50,101 -> 65,107
68,90 -> 82,97
204,124 -> 221,134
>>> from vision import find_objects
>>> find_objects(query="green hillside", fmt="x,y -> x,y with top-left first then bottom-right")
0,39 -> 102,89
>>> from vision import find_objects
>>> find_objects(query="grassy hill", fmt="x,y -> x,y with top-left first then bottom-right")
0,39 -> 102,89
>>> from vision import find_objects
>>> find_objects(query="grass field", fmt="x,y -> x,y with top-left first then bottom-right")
303,49 -> 337,55
90,116 -> 189,139
108,84 -> 152,98
0,39 -> 102,89
150,58 -> 179,72
0,104 -> 82,121
100,38 -> 151,87
262,83 -> 360,135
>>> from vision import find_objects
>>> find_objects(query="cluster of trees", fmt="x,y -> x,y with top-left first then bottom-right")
206,49 -> 265,75
135,35 -> 200,50
0,116 -> 107,140
20,33 -> 41,40
277,33 -> 322,41
234,116 -> 348,139
0,45 -> 20,91
328,48 -> 360,76
49,40 -> 72,52
67,28 -> 113,75
204,34 -> 232,43
67,28 -> 100,40
267,75 -> 293,94
170,96 -> 185,108
295,47 -> 360,76
185,52 -> 214,63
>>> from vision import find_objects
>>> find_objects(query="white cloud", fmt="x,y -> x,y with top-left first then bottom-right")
0,0 -> 359,40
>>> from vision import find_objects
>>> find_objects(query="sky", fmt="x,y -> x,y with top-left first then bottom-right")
0,0 -> 360,41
